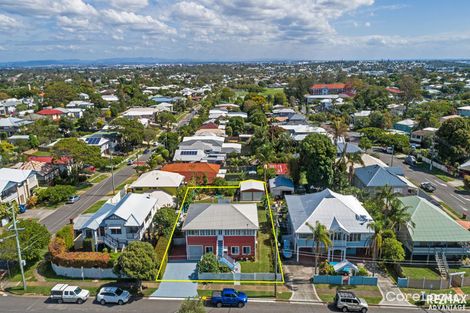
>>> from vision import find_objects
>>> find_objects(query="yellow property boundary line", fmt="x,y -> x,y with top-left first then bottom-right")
155,180 -> 285,284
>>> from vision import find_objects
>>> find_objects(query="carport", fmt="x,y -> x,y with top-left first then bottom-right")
150,261 -> 199,298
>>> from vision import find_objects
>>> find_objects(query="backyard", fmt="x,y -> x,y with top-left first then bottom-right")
239,208 -> 277,274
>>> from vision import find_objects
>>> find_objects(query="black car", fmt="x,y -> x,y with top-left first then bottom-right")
420,182 -> 436,192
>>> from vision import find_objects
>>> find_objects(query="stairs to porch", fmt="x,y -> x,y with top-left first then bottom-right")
435,252 -> 449,279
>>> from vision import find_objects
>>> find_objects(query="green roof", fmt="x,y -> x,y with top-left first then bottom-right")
399,196 -> 470,243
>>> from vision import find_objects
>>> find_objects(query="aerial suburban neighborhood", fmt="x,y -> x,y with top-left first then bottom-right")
1,1 -> 470,313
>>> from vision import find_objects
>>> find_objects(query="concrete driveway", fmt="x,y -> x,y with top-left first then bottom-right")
150,261 -> 198,299
283,264 -> 319,302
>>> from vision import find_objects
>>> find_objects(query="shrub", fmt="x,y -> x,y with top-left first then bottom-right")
36,185 -> 76,205
56,225 -> 74,250
197,253 -> 219,273
48,237 -> 112,268
464,175 -> 470,190
356,266 -> 369,276
319,260 -> 335,275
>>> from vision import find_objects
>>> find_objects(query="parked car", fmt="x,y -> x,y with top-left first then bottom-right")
127,159 -> 134,166
66,195 -> 80,204
50,284 -> 90,304
96,287 -> 131,305
210,288 -> 248,308
404,155 -> 417,166
143,149 -> 150,154
420,181 -> 436,192
383,146 -> 394,154
335,290 -> 368,312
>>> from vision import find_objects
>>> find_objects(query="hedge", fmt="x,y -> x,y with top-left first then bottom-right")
155,237 -> 168,279
56,225 -> 74,250
49,237 -> 113,268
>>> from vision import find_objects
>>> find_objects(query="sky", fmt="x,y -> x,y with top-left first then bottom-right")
0,0 -> 470,62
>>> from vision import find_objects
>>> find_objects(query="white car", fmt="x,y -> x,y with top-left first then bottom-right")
96,287 -> 131,305
50,284 -> 90,304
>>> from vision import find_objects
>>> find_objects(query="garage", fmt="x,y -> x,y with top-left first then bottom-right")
187,245 -> 203,260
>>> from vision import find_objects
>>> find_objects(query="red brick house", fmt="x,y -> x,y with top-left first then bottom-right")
182,203 -> 259,261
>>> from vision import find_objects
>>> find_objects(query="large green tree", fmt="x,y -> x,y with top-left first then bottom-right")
152,206 -> 178,238
52,138 -> 106,168
110,118 -> 145,151
114,241 -> 159,285
435,117 -> 470,165
44,81 -> 77,106
299,133 -> 336,188
0,219 -> 50,263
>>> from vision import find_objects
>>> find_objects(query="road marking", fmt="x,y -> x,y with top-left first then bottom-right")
460,206 -> 468,212
450,194 -> 466,204
432,179 -> 447,187
456,194 -> 470,202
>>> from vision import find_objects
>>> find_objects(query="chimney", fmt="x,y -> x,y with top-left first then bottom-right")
69,218 -> 74,225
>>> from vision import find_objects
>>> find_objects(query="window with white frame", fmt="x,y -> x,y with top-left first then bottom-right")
231,246 -> 240,255
110,228 -> 122,235
205,246 -> 213,254
242,246 -> 251,255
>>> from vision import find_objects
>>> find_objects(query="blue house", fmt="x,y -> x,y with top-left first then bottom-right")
269,176 -> 294,198
285,189 -> 374,262
353,165 -> 417,196
393,119 -> 416,133
457,106 -> 470,117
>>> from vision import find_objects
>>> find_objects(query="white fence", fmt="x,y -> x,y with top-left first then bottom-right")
418,155 -> 453,175
51,262 -> 120,279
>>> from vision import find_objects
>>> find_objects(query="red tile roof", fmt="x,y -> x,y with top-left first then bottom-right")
28,156 -> 72,165
199,122 -> 219,130
37,109 -> 65,115
386,87 -> 403,94
310,83 -> 346,90
162,163 -> 221,183
267,163 -> 289,175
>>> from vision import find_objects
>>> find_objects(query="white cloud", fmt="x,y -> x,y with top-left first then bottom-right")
108,0 -> 149,10
102,9 -> 175,34
365,21 -> 371,27
0,13 -> 19,30
0,0 -> 98,16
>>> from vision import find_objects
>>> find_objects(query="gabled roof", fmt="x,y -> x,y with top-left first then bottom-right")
161,162 -> 221,183
0,168 -> 33,183
354,165 -> 407,188
182,203 -> 259,231
28,156 -> 72,165
78,192 -> 173,230
310,83 -> 346,89
285,189 -> 373,234
37,109 -> 64,115
0,117 -> 31,128
269,176 -> 294,189
337,143 -> 363,155
240,180 -> 265,192
130,170 -> 184,189
399,196 -> 470,242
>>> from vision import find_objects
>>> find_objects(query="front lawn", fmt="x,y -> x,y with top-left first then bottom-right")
400,266 -> 441,280
449,267 -> 470,277
239,208 -> 275,273
315,284 -> 382,305
83,199 -> 107,214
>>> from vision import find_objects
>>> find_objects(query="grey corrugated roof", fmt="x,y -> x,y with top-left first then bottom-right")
354,165 -> 407,187
285,189 -> 373,234
182,203 -> 259,231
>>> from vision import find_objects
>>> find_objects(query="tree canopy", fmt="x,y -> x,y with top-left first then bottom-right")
435,117 -> 470,165
299,133 -> 336,188
114,241 -> 158,281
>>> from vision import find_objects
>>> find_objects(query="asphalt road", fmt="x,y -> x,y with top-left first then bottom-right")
0,296 -> 428,313
375,150 -> 470,217
41,153 -> 151,234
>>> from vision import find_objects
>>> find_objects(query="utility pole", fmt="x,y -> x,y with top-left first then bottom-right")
11,204 -> 26,290
110,152 -> 115,195
390,145 -> 395,167
429,137 -> 435,171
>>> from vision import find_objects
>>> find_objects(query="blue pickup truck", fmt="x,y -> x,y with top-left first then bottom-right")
210,288 -> 248,308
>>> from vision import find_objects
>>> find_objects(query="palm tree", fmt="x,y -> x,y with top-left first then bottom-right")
387,198 -> 415,230
345,152 -> 365,183
375,186 -> 400,216
332,117 -> 348,145
367,221 -> 384,276
306,221 -> 332,275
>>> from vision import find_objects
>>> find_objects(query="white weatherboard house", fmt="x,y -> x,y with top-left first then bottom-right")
74,191 -> 174,251
0,168 -> 38,205
129,170 -> 184,195
285,189 -> 374,262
